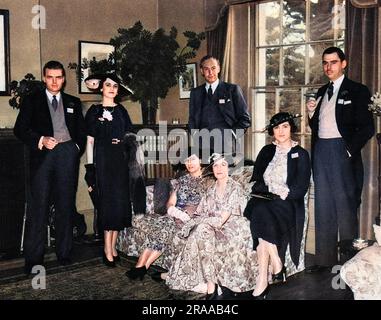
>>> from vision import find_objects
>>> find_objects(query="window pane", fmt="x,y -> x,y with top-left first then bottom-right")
284,45 -> 305,85
279,89 -> 301,128
257,48 -> 280,86
258,1 -> 280,46
253,91 -> 276,157
283,0 -> 306,44
310,0 -> 345,41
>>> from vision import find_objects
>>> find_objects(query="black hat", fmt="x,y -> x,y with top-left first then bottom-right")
265,112 -> 301,135
84,73 -> 133,97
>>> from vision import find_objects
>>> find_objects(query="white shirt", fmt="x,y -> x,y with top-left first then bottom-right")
205,79 -> 219,94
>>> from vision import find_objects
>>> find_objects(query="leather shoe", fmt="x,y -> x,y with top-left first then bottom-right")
305,265 -> 332,273
151,271 -> 165,282
102,253 -> 116,268
272,265 -> 287,284
58,258 -> 72,266
251,285 -> 269,300
205,285 -> 219,300
24,262 -> 44,275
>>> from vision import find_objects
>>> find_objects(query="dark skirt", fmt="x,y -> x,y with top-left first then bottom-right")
96,142 -> 131,231
244,198 -> 295,264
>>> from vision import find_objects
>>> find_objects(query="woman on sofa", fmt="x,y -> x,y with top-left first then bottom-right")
125,150 -> 207,280
162,153 -> 258,299
243,112 -> 311,299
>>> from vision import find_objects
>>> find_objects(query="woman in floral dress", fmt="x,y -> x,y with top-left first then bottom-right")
164,154 -> 258,299
125,152 -> 208,280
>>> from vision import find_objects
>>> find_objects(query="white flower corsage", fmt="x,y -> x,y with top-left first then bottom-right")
102,109 -> 113,121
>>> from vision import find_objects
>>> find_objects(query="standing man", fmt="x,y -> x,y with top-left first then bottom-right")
188,55 -> 251,161
14,61 -> 86,274
306,47 -> 374,272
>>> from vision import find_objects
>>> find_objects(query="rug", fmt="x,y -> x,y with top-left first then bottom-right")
0,257 -> 204,300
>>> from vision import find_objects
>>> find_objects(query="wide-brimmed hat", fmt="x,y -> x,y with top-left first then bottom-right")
84,73 -> 133,97
264,112 -> 301,135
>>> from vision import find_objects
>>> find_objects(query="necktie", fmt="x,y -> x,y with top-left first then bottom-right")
207,85 -> 213,101
52,95 -> 58,111
327,82 -> 334,101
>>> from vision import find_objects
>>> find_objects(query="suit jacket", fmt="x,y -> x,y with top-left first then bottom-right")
245,144 -> 311,266
14,89 -> 86,174
188,81 -> 251,132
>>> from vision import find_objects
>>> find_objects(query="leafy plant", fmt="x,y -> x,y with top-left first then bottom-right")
110,21 -> 204,109
8,74 -> 45,109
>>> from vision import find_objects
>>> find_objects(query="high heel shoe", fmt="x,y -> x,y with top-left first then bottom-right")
252,285 -> 269,300
113,255 -> 121,263
102,253 -> 116,268
272,265 -> 287,284
125,266 -> 147,280
151,271 -> 165,283
205,285 -> 219,300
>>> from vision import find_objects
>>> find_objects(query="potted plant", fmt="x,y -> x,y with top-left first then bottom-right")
8,74 -> 45,110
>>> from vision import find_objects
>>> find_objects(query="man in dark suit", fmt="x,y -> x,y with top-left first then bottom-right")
14,60 -> 86,274
306,47 -> 375,272
188,55 -> 251,162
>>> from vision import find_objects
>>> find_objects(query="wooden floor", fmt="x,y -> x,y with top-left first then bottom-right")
0,236 -> 353,301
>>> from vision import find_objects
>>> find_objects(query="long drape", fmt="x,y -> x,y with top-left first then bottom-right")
346,2 -> 380,239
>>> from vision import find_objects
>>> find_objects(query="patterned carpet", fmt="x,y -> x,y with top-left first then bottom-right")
0,256 -> 204,300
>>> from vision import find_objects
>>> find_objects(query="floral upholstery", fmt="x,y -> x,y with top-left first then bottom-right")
340,225 -> 381,300
117,165 -> 309,278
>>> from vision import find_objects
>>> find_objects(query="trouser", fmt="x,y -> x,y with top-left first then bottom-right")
24,141 -> 79,265
313,138 -> 358,266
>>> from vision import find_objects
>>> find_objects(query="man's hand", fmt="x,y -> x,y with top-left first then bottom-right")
42,136 -> 58,150
306,98 -> 317,114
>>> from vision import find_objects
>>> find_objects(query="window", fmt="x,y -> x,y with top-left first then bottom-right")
252,0 -> 345,158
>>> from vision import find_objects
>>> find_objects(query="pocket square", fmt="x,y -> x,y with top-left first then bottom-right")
67,108 -> 74,113
219,99 -> 226,104
344,100 -> 352,105
291,152 -> 299,159
338,99 -> 344,104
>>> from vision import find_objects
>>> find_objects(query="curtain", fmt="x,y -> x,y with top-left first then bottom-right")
206,6 -> 229,65
346,2 -> 380,239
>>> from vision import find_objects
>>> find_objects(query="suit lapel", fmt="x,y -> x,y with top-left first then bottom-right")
39,90 -> 54,132
335,77 -> 350,125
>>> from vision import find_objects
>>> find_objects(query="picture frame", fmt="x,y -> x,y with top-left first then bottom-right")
179,63 -> 197,99
78,40 -> 115,94
0,10 -> 10,96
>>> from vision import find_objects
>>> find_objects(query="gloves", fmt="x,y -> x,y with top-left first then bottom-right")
167,206 -> 191,222
178,219 -> 197,238
84,164 -> 96,188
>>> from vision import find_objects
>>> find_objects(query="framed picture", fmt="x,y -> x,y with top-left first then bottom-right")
0,10 -> 10,96
179,63 -> 197,99
78,40 -> 115,94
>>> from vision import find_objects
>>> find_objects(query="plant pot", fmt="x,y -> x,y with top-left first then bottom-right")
141,99 -> 158,125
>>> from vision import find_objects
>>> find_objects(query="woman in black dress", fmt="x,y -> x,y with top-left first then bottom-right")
244,112 -> 311,299
84,73 -> 133,267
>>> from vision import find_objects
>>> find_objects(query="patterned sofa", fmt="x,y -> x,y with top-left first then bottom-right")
116,165 -> 309,279
340,224 -> 381,300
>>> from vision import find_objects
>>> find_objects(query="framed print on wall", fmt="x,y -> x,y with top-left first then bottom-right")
78,40 -> 115,94
179,63 -> 197,99
0,9 -> 10,96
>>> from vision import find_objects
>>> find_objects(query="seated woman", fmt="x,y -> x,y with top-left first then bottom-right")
162,153 -> 258,300
244,112 -> 311,299
125,150 -> 207,280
